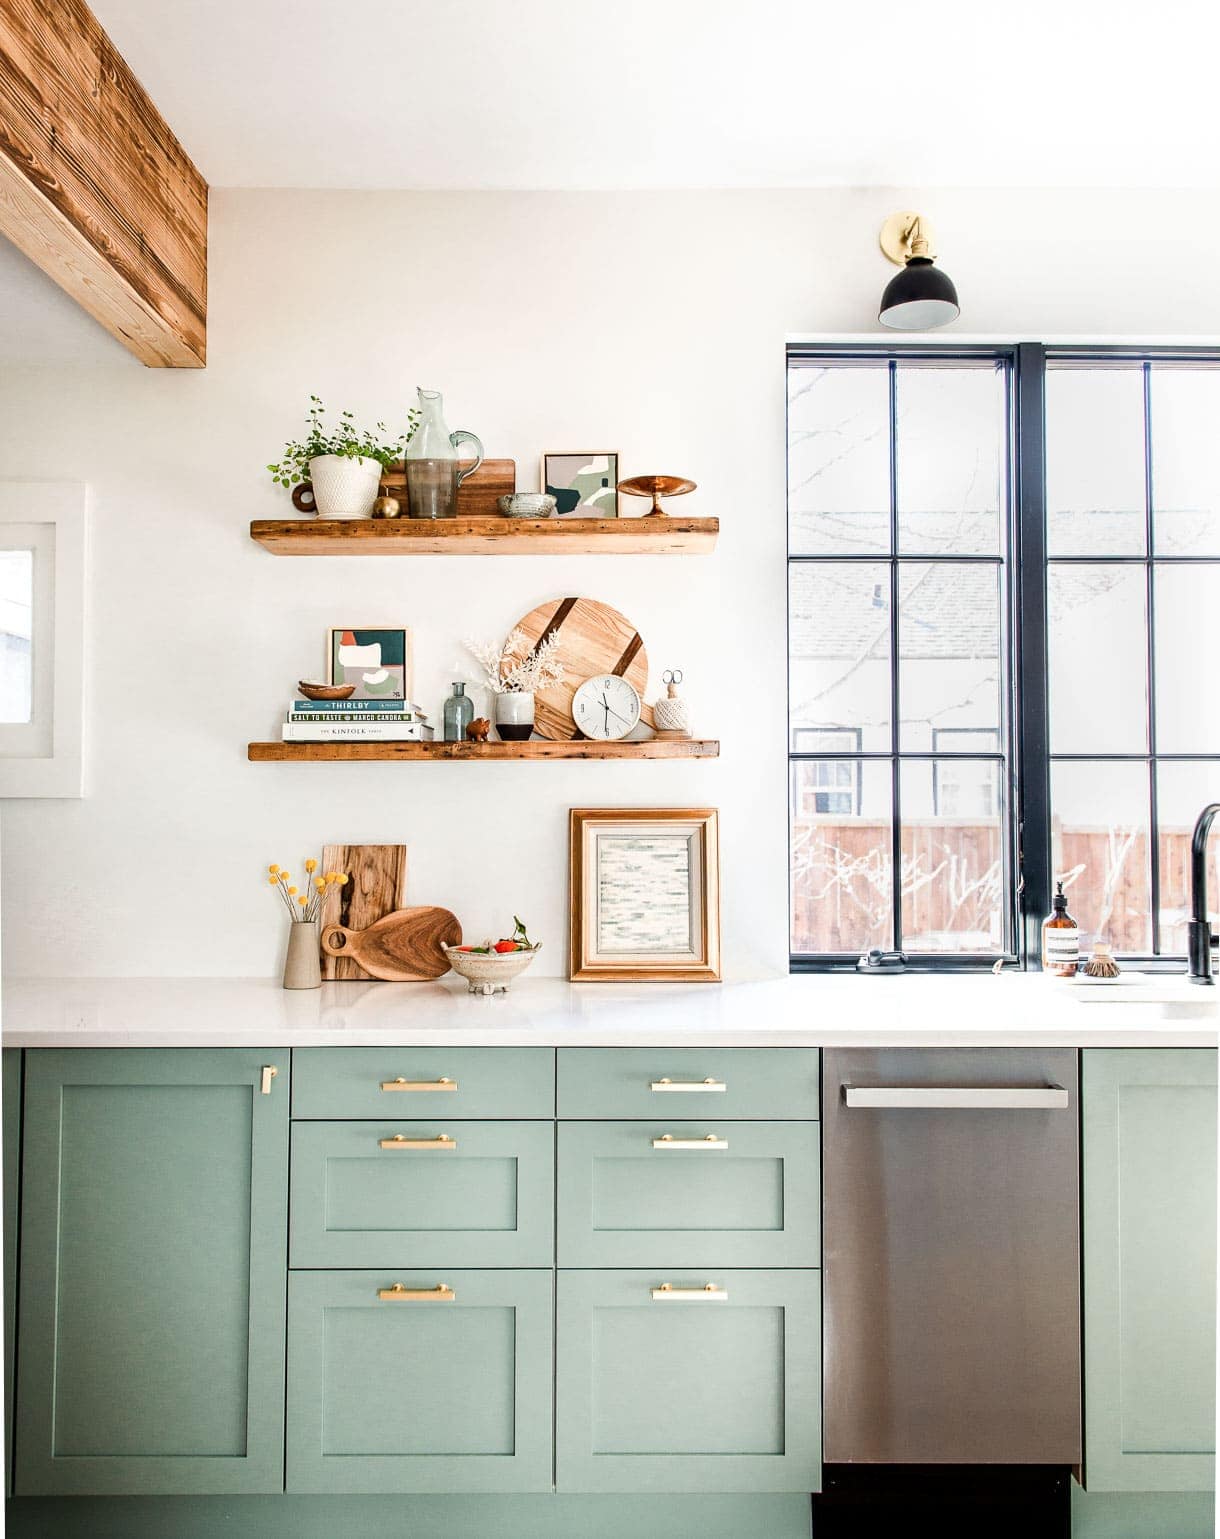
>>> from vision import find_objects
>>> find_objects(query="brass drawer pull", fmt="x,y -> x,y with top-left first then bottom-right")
652,1133 -> 728,1150
651,1077 -> 726,1093
377,1283 -> 455,1302
260,1065 -> 278,1096
378,1134 -> 457,1150
380,1077 -> 458,1092
651,1283 -> 728,1302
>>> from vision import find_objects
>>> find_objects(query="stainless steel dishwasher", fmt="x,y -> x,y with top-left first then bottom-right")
822,1048 -> 1081,1466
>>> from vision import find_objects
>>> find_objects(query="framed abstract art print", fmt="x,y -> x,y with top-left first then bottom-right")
569,808 -> 721,981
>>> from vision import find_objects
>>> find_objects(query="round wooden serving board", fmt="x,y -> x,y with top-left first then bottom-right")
511,596 -> 652,740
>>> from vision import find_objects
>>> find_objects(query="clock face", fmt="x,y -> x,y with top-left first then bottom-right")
572,674 -> 642,741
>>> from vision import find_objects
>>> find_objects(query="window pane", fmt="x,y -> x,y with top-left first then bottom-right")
1154,564 -> 1220,753
788,363 -> 890,555
898,562 -> 1002,752
1047,564 -> 1148,753
1151,367 -> 1220,556
895,364 -> 1004,555
790,759 -> 892,954
1046,368 -> 1146,556
1051,760 -> 1152,954
1157,761 -> 1220,955
0,549 -> 33,725
900,760 -> 1005,953
789,563 -> 891,750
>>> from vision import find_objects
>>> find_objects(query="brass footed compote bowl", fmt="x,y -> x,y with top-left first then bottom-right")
617,474 -> 697,517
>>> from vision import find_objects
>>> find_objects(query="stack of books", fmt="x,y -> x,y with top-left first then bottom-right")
281,698 -> 434,742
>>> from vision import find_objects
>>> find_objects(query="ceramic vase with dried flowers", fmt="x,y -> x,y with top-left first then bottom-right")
465,627 -> 565,741
266,858 -> 348,989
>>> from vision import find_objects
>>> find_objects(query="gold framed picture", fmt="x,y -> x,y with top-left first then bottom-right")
569,808 -> 721,982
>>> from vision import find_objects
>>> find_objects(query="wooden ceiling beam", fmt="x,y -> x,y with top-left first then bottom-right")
0,0 -> 207,367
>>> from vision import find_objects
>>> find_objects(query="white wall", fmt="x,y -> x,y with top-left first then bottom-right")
2,186 -> 1218,979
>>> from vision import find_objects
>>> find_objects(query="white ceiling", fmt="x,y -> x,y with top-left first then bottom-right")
4,0 -> 1215,363
91,0 -> 1218,191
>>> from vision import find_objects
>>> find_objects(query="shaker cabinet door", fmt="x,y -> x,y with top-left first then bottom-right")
15,1048 -> 289,1495
556,1268 -> 821,1493
1083,1048 -> 1217,1493
287,1269 -> 553,1493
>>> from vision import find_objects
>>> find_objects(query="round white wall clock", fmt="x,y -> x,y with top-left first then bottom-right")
572,674 -> 642,741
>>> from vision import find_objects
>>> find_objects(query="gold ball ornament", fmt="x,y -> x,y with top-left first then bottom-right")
371,494 -> 401,520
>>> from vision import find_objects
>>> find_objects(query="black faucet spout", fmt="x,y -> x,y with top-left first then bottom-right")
1187,802 -> 1220,984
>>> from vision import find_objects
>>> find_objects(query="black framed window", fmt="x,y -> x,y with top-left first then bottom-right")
787,344 -> 1220,970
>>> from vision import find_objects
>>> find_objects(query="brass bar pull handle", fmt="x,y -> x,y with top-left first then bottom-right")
260,1065 -> 278,1096
651,1283 -> 728,1302
380,1077 -> 458,1092
652,1133 -> 728,1150
377,1283 -> 455,1302
651,1078 -> 727,1093
843,1086 -> 1069,1110
378,1134 -> 457,1150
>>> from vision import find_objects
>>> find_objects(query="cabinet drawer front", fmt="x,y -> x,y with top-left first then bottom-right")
287,1269 -> 552,1493
292,1048 -> 554,1120
558,1122 -> 820,1268
556,1268 -> 821,1493
557,1049 -> 819,1120
290,1121 -> 554,1268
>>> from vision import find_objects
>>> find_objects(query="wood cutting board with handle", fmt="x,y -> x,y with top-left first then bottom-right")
321,906 -> 462,982
319,843 -> 407,980
510,596 -> 654,740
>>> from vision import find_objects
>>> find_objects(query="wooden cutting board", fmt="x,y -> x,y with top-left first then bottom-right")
320,906 -> 462,982
319,844 -> 407,980
510,596 -> 653,740
379,459 -> 515,519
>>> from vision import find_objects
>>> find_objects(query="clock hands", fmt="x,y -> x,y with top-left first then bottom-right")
598,692 -> 634,728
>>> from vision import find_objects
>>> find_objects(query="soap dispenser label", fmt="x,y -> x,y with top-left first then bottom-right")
1043,928 -> 1080,966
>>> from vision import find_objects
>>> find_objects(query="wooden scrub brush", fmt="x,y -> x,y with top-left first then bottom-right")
1083,943 -> 1121,979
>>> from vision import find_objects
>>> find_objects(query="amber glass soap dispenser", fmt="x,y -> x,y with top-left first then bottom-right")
1042,881 -> 1080,977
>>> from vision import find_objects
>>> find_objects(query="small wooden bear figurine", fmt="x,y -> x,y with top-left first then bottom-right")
466,717 -> 491,743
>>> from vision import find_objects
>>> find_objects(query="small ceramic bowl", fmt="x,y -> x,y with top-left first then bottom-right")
443,942 -> 541,995
497,493 -> 557,519
297,680 -> 356,701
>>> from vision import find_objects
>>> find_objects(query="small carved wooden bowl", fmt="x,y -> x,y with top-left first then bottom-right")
297,680 -> 356,701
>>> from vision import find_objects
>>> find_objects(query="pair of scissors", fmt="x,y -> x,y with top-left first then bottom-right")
662,669 -> 684,687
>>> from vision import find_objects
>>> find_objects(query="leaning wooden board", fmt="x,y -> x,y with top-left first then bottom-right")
319,844 -> 407,980
321,906 -> 461,982
511,596 -> 654,740
378,458 -> 515,519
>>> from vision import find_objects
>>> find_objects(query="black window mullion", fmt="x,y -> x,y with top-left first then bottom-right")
887,359 -> 903,951
1142,361 -> 1162,954
1014,343 -> 1051,966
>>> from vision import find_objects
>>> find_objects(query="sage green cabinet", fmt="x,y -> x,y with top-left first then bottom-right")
290,1120 -> 554,1267
286,1269 -> 553,1493
557,1048 -> 820,1120
556,1268 -> 821,1493
292,1047 -> 554,1120
558,1120 -> 820,1267
1083,1048 -> 1217,1494
4,1048 -> 20,1498
15,1049 -> 289,1496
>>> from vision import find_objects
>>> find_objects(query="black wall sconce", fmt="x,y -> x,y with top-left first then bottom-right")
878,212 -> 960,330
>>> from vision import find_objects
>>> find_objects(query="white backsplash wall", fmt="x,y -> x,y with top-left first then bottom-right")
1,186 -> 1218,979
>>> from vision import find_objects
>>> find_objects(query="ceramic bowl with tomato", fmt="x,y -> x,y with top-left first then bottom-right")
442,940 -> 541,995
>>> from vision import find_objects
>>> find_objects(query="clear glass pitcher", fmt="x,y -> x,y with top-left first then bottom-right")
404,388 -> 484,520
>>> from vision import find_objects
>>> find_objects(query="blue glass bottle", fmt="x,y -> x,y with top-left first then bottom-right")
443,682 -> 473,742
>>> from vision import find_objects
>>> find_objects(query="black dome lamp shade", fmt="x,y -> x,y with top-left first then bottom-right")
878,211 -> 960,331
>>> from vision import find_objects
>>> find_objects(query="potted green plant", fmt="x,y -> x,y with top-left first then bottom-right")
268,397 -> 418,520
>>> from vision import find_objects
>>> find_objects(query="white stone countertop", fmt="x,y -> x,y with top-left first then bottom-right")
2,973 -> 1216,1049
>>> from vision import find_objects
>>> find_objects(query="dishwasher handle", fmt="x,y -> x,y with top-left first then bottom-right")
843,1085 -> 1069,1110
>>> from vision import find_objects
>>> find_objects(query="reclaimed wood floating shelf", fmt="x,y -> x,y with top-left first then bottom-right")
248,739 -> 720,763
248,516 -> 718,556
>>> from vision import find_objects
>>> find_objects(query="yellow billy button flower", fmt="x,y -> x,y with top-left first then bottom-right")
268,875 -> 278,885
315,878 -> 326,891
268,864 -> 279,874
298,895 -> 309,907
305,858 -> 317,873
287,886 -> 297,896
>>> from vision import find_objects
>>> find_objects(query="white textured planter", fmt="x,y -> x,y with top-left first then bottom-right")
308,454 -> 381,520
494,691 -> 535,742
